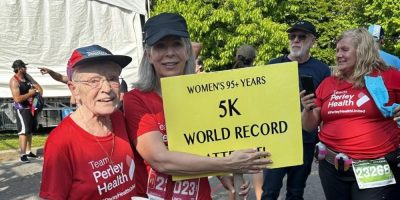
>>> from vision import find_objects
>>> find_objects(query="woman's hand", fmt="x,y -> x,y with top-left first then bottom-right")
227,149 -> 272,174
300,90 -> 316,111
219,175 -> 250,198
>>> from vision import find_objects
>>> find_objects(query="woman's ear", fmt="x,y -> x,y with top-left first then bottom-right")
145,49 -> 152,64
68,81 -> 80,100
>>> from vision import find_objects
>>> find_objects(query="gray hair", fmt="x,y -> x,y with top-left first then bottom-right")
133,38 -> 196,92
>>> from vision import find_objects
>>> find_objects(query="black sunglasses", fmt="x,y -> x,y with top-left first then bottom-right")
288,34 -> 307,41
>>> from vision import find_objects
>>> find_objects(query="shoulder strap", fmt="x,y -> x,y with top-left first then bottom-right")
13,75 -> 22,83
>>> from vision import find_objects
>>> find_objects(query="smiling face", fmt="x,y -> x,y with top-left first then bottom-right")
69,61 -> 122,116
336,37 -> 357,77
147,36 -> 189,78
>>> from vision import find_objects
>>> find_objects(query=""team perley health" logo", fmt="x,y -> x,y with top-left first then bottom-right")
328,90 -> 370,108
90,155 -> 136,196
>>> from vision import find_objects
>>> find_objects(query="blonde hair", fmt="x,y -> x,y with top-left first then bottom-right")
334,28 -> 387,88
133,37 -> 195,92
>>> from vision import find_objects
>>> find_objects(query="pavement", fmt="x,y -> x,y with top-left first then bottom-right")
0,148 -> 326,200
0,148 -> 43,200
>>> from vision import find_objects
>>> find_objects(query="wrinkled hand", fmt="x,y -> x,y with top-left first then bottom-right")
38,67 -> 51,75
219,175 -> 250,198
227,149 -> 272,174
300,90 -> 316,111
219,175 -> 235,194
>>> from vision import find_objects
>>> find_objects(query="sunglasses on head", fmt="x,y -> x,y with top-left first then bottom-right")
288,34 -> 307,41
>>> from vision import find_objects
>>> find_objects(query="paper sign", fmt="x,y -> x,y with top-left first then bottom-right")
161,62 -> 303,180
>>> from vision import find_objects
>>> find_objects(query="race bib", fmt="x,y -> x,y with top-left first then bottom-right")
352,158 -> 396,189
147,169 -> 200,200
172,178 -> 200,200
147,169 -> 168,200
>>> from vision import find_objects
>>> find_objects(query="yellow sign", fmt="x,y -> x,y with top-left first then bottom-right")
161,62 -> 303,180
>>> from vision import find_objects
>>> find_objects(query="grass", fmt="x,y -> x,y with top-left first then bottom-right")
0,128 -> 52,151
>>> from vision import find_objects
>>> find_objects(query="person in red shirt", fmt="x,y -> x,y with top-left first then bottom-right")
301,28 -> 400,200
40,45 -> 138,199
123,13 -> 273,200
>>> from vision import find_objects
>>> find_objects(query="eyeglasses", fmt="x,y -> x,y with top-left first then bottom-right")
74,76 -> 120,89
288,34 -> 308,41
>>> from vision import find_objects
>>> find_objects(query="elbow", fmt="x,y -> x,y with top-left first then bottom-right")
14,97 -> 25,103
301,110 -> 320,132
151,164 -> 169,174
301,118 -> 317,132
146,155 -> 172,174
302,125 -> 314,133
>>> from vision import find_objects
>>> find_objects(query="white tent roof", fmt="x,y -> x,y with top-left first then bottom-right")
0,0 -> 145,98
97,0 -> 146,15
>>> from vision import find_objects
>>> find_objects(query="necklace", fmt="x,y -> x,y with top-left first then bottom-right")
78,109 -> 115,166
95,132 -> 115,166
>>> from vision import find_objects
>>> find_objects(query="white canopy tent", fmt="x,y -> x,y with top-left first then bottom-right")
0,0 -> 146,98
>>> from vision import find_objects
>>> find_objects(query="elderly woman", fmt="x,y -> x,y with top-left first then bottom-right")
123,13 -> 272,199
301,28 -> 400,200
40,45 -> 137,199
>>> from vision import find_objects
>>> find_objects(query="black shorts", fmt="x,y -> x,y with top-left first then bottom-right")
15,109 -> 37,135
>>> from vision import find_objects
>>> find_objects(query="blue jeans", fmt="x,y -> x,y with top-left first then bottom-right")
261,143 -> 315,200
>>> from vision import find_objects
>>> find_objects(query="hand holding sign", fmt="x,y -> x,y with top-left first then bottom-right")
227,149 -> 271,174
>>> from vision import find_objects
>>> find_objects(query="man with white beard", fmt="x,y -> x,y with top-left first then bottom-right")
260,21 -> 331,200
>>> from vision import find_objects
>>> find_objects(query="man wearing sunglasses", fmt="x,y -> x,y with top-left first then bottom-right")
261,21 -> 331,200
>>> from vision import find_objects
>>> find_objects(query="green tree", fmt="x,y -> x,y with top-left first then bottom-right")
151,0 -> 400,70
363,0 -> 400,55
152,0 -> 288,71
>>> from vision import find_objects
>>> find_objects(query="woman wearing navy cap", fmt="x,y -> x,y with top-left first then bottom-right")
124,13 -> 273,200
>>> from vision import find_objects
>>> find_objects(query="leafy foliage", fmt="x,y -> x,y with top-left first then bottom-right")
151,0 -> 400,70
363,0 -> 400,55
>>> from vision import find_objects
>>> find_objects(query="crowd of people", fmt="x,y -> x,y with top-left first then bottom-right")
8,11 -> 400,200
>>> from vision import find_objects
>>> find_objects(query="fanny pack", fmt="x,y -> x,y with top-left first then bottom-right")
316,142 -> 400,176
314,142 -> 352,173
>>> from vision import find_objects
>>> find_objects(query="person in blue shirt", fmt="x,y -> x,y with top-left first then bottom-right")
368,24 -> 400,70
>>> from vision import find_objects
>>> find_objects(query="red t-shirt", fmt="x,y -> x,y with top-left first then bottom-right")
315,68 -> 400,159
40,110 -> 137,199
124,89 -> 212,200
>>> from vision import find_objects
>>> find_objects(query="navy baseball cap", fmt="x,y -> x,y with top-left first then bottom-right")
12,59 -> 28,68
287,21 -> 317,37
144,13 -> 189,46
67,44 -> 132,80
